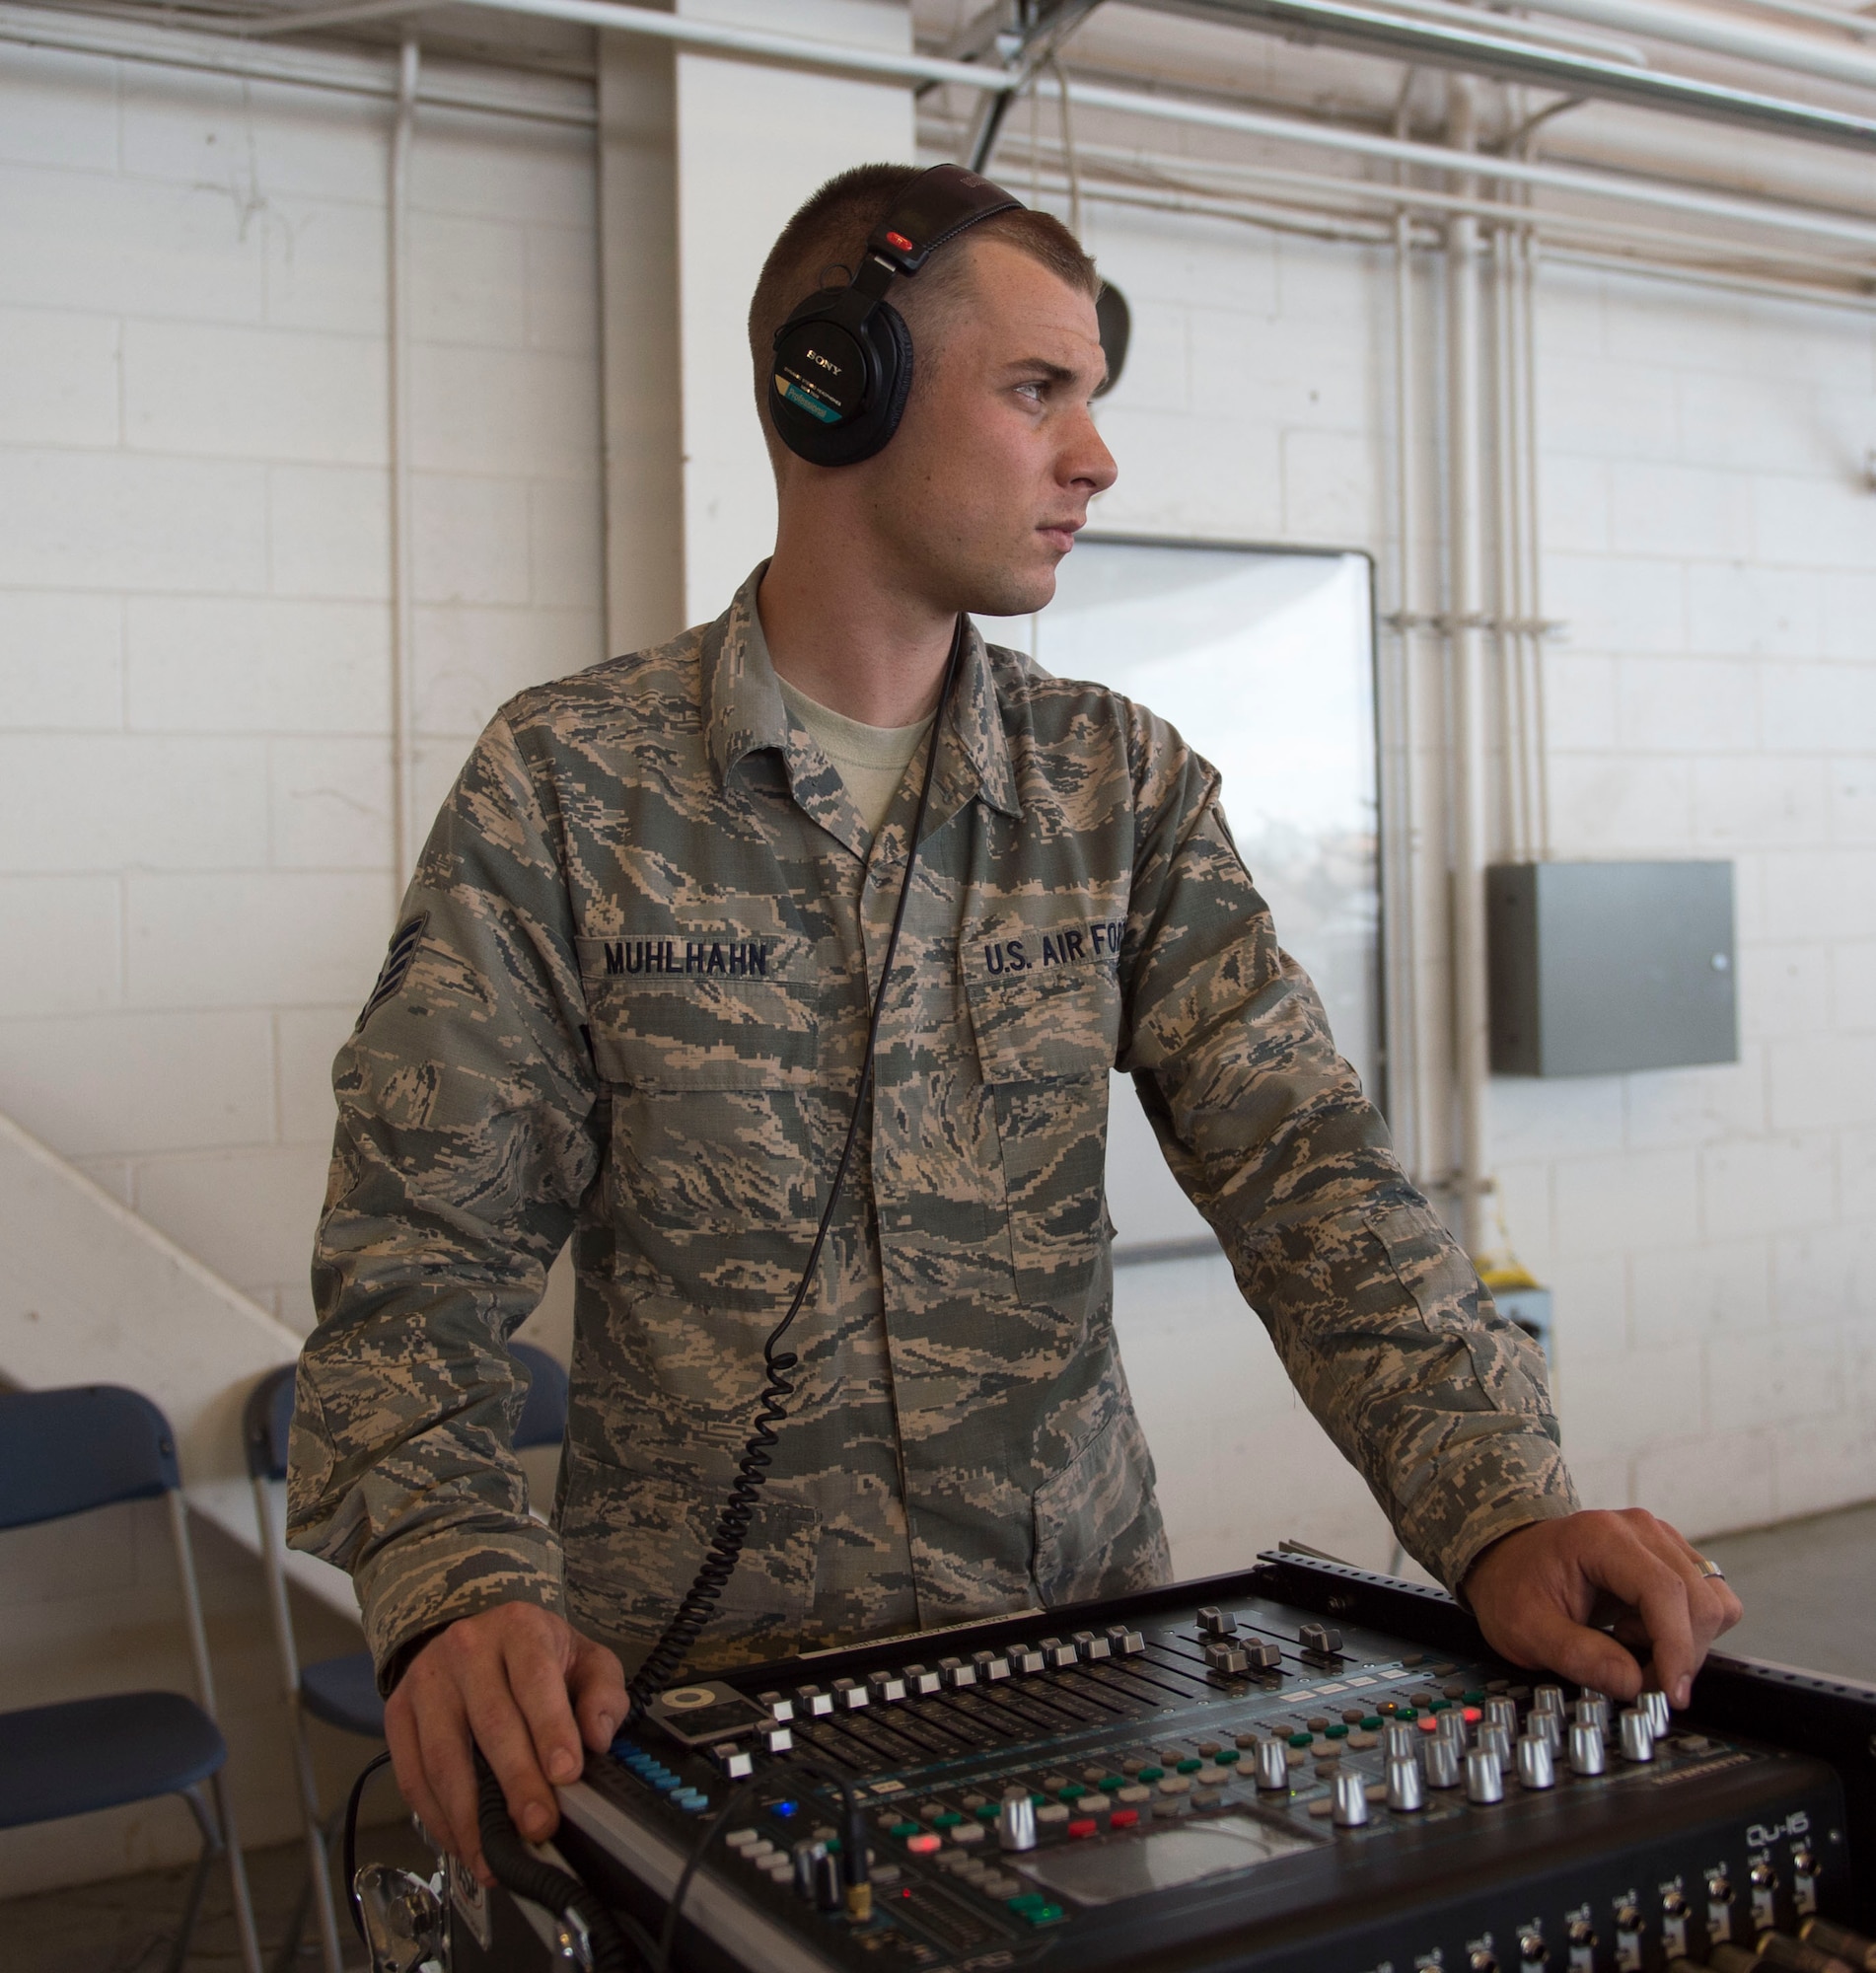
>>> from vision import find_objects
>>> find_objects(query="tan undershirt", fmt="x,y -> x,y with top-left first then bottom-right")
778,675 -> 932,843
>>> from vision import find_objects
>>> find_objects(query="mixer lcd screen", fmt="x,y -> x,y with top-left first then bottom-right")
1013,1815 -> 1316,1908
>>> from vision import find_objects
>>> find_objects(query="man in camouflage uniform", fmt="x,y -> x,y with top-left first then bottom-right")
290,165 -> 1741,1880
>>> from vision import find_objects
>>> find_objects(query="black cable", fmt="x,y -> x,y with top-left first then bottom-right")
474,1751 -> 651,1973
627,617 -> 971,1708
655,1752 -> 862,1973
341,1748 -> 393,1948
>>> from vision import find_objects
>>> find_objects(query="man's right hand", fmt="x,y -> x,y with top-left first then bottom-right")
382,1603 -> 628,1885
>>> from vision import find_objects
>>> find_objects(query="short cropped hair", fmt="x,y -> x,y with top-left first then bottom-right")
748,163 -> 1098,461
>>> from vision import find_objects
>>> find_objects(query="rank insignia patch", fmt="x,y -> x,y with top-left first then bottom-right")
356,912 -> 429,1032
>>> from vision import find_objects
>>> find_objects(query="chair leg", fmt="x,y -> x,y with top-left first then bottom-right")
169,1787 -> 224,1973
284,1703 -> 346,1973
209,1768 -> 265,1973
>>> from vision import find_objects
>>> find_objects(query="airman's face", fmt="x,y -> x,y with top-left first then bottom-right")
857,236 -> 1118,618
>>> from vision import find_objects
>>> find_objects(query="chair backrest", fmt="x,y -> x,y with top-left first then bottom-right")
0,1385 -> 180,1531
511,1342 -> 569,1450
243,1345 -> 568,1483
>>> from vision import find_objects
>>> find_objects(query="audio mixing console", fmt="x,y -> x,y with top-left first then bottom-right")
452,1551 -> 1876,1973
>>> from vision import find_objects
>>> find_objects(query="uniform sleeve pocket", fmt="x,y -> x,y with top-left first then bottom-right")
1370,1201 -> 1552,1418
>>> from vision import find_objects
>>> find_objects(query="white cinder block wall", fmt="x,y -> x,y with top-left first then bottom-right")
1076,195 -> 1876,1578
1,0 -> 1873,1894
0,39 -> 602,1889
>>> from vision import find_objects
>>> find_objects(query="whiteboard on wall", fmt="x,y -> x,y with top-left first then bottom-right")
978,538 -> 1381,1263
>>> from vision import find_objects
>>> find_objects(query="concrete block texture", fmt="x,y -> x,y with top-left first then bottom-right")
0,41 -> 605,1892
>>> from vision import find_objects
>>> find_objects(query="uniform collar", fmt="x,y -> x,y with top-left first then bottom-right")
702,565 -> 1023,826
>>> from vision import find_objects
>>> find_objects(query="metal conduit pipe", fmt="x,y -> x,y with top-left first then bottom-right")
1142,0 -> 1876,149
1000,146 -> 1876,309
924,119 -> 1876,287
1043,76 -> 1876,248
1388,101 -> 1427,1183
0,1 -> 595,122
1516,199 -> 1552,859
252,0 -> 1876,150
1444,79 -> 1494,1260
249,0 -> 1018,92
1516,0 -> 1876,92
389,36 -> 419,897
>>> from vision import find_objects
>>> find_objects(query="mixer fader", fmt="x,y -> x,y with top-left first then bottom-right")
456,1551 -> 1876,1973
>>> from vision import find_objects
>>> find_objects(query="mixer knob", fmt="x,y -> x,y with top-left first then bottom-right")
813,1848 -> 845,1913
1618,1709 -> 1655,1764
971,1649 -> 1011,1683
866,1670 -> 907,1705
1385,1754 -> 1425,1813
1532,1684 -> 1566,1719
792,1837 -> 827,1900
1009,1644 -> 1046,1676
1038,1637 -> 1079,1669
1239,1637 -> 1282,1672
1576,1691 -> 1611,1736
1641,1689 -> 1672,1739
1466,1747 -> 1504,1804
1436,1706 -> 1469,1750
1517,1933 -> 1550,1970
902,1663 -> 942,1697
758,1724 -> 794,1754
1331,1768 -> 1369,1827
1565,1919 -> 1596,1971
1203,1641 -> 1250,1676
1485,1695 -> 1520,1736
1197,1605 -> 1238,1638
831,1676 -> 869,1711
1072,1628 -> 1112,1661
938,1656 -> 977,1690
997,1786 -> 1038,1853
1568,1720 -> 1606,1777
1298,1622 -> 1342,1657
1382,1721 -> 1417,1761
1423,1738 -> 1461,1790
1104,1624 -> 1146,1656
758,1690 -> 795,1724
1469,1953 -> 1500,1973
1477,1723 -> 1512,1771
1255,1738 -> 1291,1791
1516,1734 -> 1556,1791
1531,1711 -> 1562,1753
795,1684 -> 834,1717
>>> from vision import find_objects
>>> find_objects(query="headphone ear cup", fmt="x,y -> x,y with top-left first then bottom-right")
769,301 -> 914,467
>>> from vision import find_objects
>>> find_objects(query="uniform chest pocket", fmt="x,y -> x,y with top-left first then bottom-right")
964,942 -> 1119,1315
581,934 -> 821,1302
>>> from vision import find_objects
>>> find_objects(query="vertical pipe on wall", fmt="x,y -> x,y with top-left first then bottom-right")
1387,99 -> 1425,1185
388,36 -> 420,898
1445,77 -> 1492,1258
1493,213 -> 1530,865
1518,195 -> 1552,858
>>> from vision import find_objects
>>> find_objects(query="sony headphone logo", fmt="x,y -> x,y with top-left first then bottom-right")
802,345 -> 842,375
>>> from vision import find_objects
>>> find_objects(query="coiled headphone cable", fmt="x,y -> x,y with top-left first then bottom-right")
627,616 -> 968,1708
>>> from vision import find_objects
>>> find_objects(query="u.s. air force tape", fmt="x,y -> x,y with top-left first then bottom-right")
355,912 -> 429,1032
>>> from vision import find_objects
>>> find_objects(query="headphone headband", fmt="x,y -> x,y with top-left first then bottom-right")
768,165 -> 1027,467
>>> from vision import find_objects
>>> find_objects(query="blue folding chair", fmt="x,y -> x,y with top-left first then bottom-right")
0,1384 -> 262,1973
245,1343 -> 570,1972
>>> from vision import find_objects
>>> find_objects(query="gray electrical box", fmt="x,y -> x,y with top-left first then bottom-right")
1486,860 -> 1737,1077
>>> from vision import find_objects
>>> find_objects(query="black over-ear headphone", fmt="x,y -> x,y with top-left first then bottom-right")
768,164 -> 1025,468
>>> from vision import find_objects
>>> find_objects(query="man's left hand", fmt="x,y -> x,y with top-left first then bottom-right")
1463,1508 -> 1745,1710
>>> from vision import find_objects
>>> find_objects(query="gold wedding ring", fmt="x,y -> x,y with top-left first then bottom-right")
1696,1557 -> 1726,1581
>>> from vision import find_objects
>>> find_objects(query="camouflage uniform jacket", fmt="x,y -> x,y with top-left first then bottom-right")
289,567 -> 1577,1687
